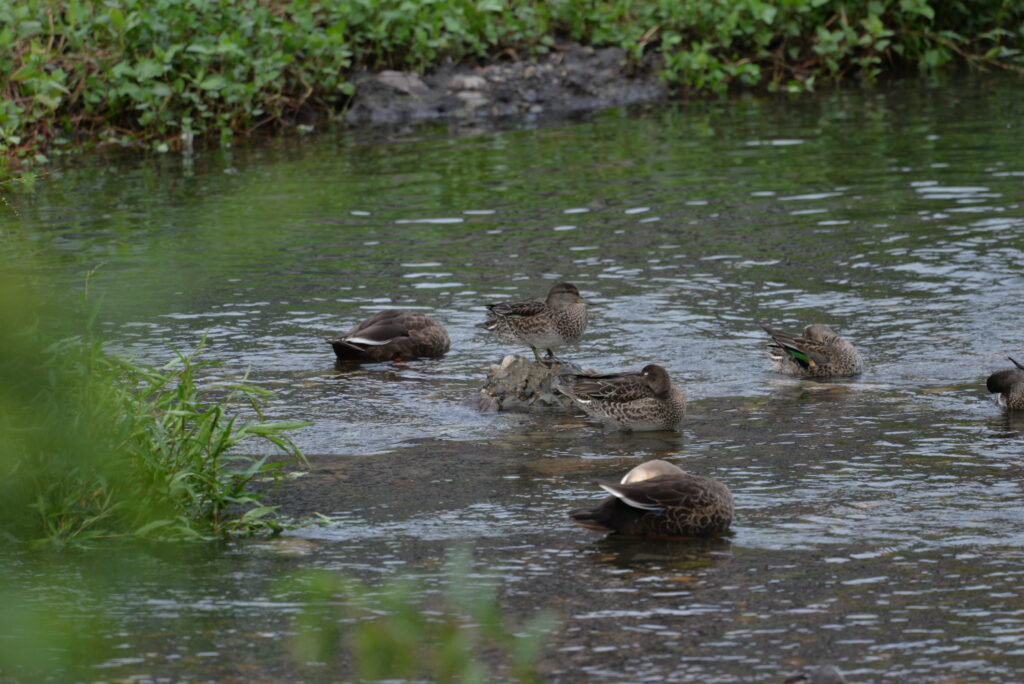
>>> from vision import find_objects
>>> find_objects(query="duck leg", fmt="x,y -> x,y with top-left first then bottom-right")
542,348 -> 564,366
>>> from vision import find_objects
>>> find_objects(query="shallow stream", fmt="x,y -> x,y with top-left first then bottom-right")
4,74 -> 1024,682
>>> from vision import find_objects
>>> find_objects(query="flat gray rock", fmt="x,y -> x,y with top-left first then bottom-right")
375,70 -> 430,96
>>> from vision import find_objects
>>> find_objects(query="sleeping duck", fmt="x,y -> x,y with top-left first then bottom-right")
327,309 -> 450,363
570,459 -> 733,539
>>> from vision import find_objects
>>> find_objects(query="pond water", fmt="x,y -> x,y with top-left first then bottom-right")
4,73 -> 1024,682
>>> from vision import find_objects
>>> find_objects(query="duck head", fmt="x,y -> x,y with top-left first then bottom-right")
546,283 -> 584,310
641,363 -> 673,398
803,324 -> 838,342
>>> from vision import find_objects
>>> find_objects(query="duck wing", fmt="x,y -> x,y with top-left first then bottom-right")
762,324 -> 830,369
486,298 -> 547,319
557,372 -> 652,404
328,310 -> 412,349
595,474 -> 705,512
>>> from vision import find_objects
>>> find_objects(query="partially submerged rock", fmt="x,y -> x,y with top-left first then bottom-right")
345,45 -> 666,127
375,70 -> 431,96
477,354 -> 586,412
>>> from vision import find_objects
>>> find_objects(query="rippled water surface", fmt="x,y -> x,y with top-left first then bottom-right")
4,75 -> 1024,682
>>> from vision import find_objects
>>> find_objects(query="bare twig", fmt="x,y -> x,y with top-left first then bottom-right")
906,29 -> 1024,73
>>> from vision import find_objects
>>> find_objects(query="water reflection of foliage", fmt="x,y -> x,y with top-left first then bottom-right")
283,550 -> 556,683
0,568 -> 113,682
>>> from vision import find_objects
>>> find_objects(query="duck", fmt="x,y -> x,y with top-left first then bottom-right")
762,323 -> 863,378
478,282 -> 587,363
986,356 -> 1024,410
326,310 -> 450,363
569,459 -> 733,539
554,363 -> 685,431
782,665 -> 847,684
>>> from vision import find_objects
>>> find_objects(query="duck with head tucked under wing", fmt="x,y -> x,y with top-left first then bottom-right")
554,363 -> 685,431
986,356 -> 1024,410
569,459 -> 733,539
326,309 -> 450,363
761,323 -> 863,378
782,665 -> 848,684
478,282 -> 587,364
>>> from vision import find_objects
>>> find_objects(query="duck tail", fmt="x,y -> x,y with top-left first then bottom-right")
568,507 -> 615,533
327,338 -> 365,361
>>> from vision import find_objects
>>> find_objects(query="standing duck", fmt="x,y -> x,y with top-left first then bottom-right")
569,459 -> 733,539
555,363 -> 685,431
326,310 -> 450,363
762,323 -> 864,378
986,356 -> 1024,410
478,282 -> 587,363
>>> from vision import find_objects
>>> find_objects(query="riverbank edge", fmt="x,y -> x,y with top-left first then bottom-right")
3,42 -> 668,188
4,0 -> 1024,186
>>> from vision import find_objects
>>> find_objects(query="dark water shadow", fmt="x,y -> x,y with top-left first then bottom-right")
584,534 -> 733,571
984,408 -> 1024,436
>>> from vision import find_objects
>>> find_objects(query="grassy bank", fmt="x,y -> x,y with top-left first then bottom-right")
0,281 -> 309,547
2,0 -> 1022,168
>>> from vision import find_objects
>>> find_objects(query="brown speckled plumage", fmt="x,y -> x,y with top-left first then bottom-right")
327,310 -> 450,363
986,356 -> 1024,410
762,323 -> 863,378
479,283 -> 587,362
569,460 -> 733,539
555,363 -> 685,431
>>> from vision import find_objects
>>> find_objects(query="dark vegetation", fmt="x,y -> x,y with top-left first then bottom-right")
2,0 -> 1022,176
0,276 -> 309,547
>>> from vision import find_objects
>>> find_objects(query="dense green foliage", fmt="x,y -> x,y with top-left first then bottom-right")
286,553 -> 555,682
0,283 -> 309,547
1,0 -> 1021,164
562,0 -> 1023,90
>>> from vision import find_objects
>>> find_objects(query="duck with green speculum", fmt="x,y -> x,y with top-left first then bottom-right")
569,460 -> 733,539
986,356 -> 1024,410
478,282 -> 587,364
762,323 -> 864,378
326,309 -> 450,363
554,363 -> 685,431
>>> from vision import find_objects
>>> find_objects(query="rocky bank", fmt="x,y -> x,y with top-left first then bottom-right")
344,44 -> 667,127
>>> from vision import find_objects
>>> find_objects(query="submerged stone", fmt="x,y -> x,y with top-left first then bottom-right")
476,354 -> 586,412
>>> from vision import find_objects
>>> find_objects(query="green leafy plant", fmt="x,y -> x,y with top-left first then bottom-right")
284,551 -> 557,682
1,0 -> 1022,165
0,282 -> 310,547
